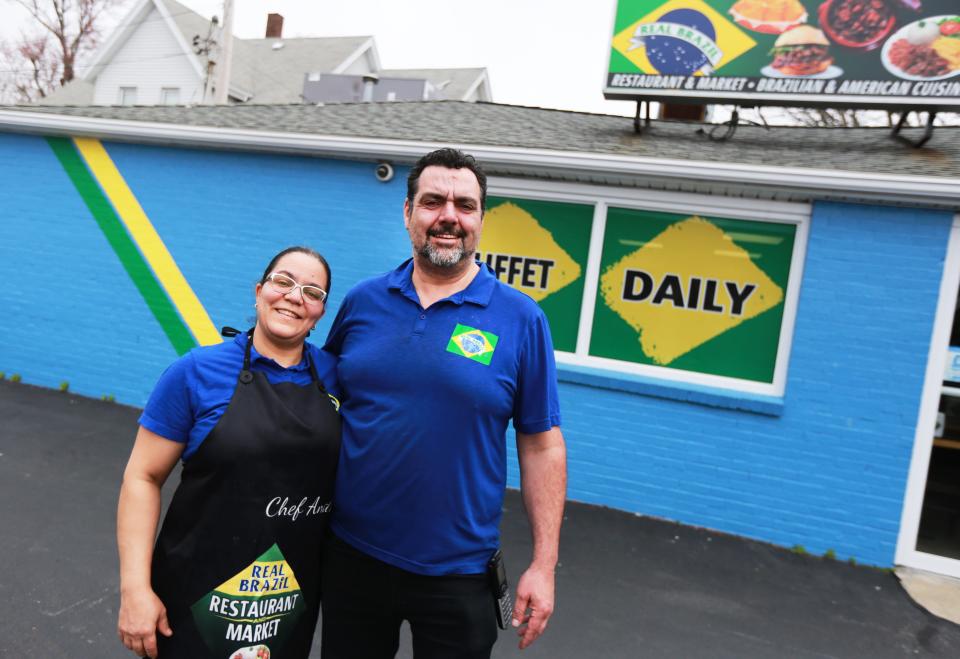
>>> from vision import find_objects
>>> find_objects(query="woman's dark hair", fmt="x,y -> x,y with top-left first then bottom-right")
406,148 -> 487,214
260,246 -> 332,297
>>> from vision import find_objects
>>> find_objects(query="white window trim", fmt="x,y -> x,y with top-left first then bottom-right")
896,213 -> 960,579
161,87 -> 180,105
118,86 -> 137,106
487,177 -> 811,398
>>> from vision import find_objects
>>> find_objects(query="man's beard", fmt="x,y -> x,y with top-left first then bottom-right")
419,240 -> 468,268
417,227 -> 473,268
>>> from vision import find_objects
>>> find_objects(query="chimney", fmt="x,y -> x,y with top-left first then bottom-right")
265,13 -> 283,39
361,73 -> 379,102
659,103 -> 706,122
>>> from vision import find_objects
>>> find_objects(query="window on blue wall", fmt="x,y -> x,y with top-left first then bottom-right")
486,180 -> 809,398
476,196 -> 594,354
589,208 -> 797,386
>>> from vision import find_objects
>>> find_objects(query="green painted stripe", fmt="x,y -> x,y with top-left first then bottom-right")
47,137 -> 197,355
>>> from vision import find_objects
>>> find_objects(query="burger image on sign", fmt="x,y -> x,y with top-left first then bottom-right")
768,25 -> 835,75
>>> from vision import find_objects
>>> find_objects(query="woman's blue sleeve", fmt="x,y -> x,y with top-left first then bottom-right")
138,353 -> 196,443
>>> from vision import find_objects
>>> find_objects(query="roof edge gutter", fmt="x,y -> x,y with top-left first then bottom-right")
1,109 -> 957,208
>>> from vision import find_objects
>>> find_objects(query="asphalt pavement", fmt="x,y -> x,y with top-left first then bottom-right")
2,378 -> 959,658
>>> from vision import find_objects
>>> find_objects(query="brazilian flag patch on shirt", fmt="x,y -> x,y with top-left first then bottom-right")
446,324 -> 499,365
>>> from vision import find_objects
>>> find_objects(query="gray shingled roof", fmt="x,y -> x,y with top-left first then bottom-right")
9,101 -> 959,180
168,0 -> 375,103
228,37 -> 371,103
166,0 -> 214,52
36,80 -> 95,106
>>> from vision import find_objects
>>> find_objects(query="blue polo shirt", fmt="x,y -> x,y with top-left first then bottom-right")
324,259 -> 561,575
139,333 -> 338,461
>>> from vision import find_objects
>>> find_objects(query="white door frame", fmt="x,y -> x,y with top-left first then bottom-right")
896,214 -> 960,577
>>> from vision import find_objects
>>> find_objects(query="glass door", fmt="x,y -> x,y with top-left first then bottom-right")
916,294 -> 960,560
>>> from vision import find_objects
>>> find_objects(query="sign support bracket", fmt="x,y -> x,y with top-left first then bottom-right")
634,100 -> 652,134
891,111 -> 938,149
698,107 -> 740,142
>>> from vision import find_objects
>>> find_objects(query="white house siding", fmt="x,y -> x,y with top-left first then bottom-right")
93,7 -> 202,105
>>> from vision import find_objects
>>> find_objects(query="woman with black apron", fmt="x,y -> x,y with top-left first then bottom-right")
117,247 -> 340,659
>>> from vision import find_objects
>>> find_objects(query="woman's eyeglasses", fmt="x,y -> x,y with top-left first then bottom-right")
265,272 -> 327,304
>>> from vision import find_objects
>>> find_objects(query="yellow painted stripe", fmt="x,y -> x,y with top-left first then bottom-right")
74,138 -> 222,346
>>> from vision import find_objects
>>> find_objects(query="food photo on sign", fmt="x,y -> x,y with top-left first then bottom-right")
606,0 -> 960,106
763,25 -> 839,78
883,15 -> 960,79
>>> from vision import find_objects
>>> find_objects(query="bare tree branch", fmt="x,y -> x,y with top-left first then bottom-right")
1,35 -> 60,103
9,0 -> 118,88
2,0 -> 120,101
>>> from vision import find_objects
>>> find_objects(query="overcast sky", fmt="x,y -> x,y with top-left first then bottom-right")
0,0 -> 636,117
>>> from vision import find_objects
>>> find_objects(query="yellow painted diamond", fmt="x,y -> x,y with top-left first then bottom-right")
599,216 -> 783,365
478,202 -> 581,303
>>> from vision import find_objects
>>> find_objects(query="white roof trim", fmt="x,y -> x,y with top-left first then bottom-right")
152,0 -> 206,79
81,0 -> 204,83
0,109 -> 956,208
332,37 -> 379,74
461,70 -> 490,102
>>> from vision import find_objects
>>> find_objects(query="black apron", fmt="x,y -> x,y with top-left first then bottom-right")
152,329 -> 340,659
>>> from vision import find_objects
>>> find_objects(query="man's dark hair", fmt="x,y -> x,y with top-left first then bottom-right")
406,148 -> 487,214
260,246 -> 332,297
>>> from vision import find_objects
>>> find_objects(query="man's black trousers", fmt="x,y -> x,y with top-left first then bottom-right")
321,533 -> 498,658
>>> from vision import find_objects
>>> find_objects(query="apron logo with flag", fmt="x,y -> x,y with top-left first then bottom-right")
446,324 -> 499,365
191,543 -> 305,657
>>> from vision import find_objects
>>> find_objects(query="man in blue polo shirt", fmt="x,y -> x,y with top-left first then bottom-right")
321,148 -> 567,658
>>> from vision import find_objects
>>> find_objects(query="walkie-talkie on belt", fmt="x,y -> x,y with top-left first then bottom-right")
487,549 -> 513,629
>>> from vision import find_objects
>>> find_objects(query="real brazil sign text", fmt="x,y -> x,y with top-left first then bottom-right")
606,0 -> 960,108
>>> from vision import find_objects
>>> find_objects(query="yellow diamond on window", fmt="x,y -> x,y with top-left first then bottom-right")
599,216 -> 783,365
478,202 -> 581,303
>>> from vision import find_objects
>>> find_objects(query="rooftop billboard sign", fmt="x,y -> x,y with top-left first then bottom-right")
604,0 -> 960,110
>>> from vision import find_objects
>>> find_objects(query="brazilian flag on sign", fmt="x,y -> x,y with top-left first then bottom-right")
446,324 -> 499,365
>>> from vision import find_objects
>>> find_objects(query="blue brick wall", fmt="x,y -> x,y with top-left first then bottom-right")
506,201 -> 951,566
0,133 -> 953,565
102,141 -> 411,347
0,134 -> 179,403
0,135 -> 410,403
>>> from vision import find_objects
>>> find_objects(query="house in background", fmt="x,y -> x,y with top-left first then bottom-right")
39,0 -> 491,106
